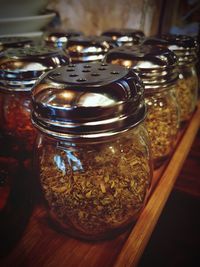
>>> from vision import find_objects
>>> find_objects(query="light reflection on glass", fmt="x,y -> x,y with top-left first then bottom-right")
65,150 -> 83,172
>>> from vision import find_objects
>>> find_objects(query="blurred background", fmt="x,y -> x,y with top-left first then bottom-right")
0,0 -> 199,37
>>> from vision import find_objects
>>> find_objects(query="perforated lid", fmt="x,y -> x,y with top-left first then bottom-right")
44,29 -> 83,48
0,36 -> 33,52
0,45 -> 70,92
105,45 -> 178,91
143,35 -> 198,65
101,28 -> 145,46
66,36 -> 111,63
31,62 -> 146,141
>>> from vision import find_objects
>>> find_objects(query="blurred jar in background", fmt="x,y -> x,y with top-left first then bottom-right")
44,29 -> 84,48
0,37 -> 34,131
105,45 -> 179,168
101,28 -> 145,47
143,34 -> 198,123
0,45 -> 69,156
65,35 -> 113,63
0,36 -> 33,52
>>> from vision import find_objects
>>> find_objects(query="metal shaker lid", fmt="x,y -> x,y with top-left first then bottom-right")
105,45 -> 178,91
44,29 -> 84,48
0,45 -> 70,92
143,34 -> 198,65
101,28 -> 145,46
0,36 -> 33,52
91,36 -> 119,49
31,62 -> 146,141
66,36 -> 111,63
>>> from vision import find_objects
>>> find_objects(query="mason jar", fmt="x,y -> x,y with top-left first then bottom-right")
31,62 -> 153,240
105,45 -> 179,167
44,29 -> 84,48
143,34 -> 198,123
101,28 -> 145,47
0,45 -> 69,155
66,36 -> 115,63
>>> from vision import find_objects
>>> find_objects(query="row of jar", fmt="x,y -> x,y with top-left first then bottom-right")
0,31 -> 199,240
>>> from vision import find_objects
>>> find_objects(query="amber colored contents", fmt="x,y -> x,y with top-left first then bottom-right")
2,93 -> 36,153
37,125 -> 152,240
145,88 -> 179,167
176,72 -> 198,123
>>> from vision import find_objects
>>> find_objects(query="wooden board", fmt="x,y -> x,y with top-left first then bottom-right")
1,101 -> 200,267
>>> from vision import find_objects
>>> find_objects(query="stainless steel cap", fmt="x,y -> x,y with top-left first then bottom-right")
105,45 -> 178,91
0,36 -> 33,52
31,62 -> 146,141
44,29 -> 83,48
101,28 -> 145,47
0,45 -> 70,92
143,35 -> 198,65
66,36 -> 111,63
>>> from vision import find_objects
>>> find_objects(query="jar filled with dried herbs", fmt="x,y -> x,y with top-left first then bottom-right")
0,45 -> 69,155
101,28 -> 145,47
143,35 -> 198,123
31,62 -> 153,240
105,45 -> 179,167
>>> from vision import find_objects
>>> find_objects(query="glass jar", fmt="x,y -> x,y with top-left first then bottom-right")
44,29 -> 84,48
143,34 -> 199,123
105,45 -> 179,167
0,45 -> 69,155
101,28 -> 145,47
31,62 -> 153,240
66,36 -> 113,63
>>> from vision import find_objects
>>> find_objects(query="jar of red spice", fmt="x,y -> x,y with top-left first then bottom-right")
101,28 -> 145,47
0,45 -> 70,155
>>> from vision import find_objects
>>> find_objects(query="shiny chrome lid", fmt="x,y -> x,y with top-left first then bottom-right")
0,36 -> 33,52
105,45 -> 178,91
31,62 -> 146,142
92,36 -> 119,49
44,29 -> 83,48
0,45 -> 70,92
66,36 -> 111,63
101,28 -> 145,46
143,35 -> 198,65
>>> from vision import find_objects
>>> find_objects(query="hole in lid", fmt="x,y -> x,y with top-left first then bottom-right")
111,71 -> 119,74
82,69 -> 91,72
98,67 -> 107,71
83,65 -> 92,68
77,78 -> 86,82
69,74 -> 78,77
68,64 -> 75,68
51,72 -> 61,77
66,68 -> 75,72
91,73 -> 100,76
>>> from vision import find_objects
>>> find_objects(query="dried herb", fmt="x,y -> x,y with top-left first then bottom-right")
176,75 -> 198,122
38,127 -> 152,239
145,91 -> 179,167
